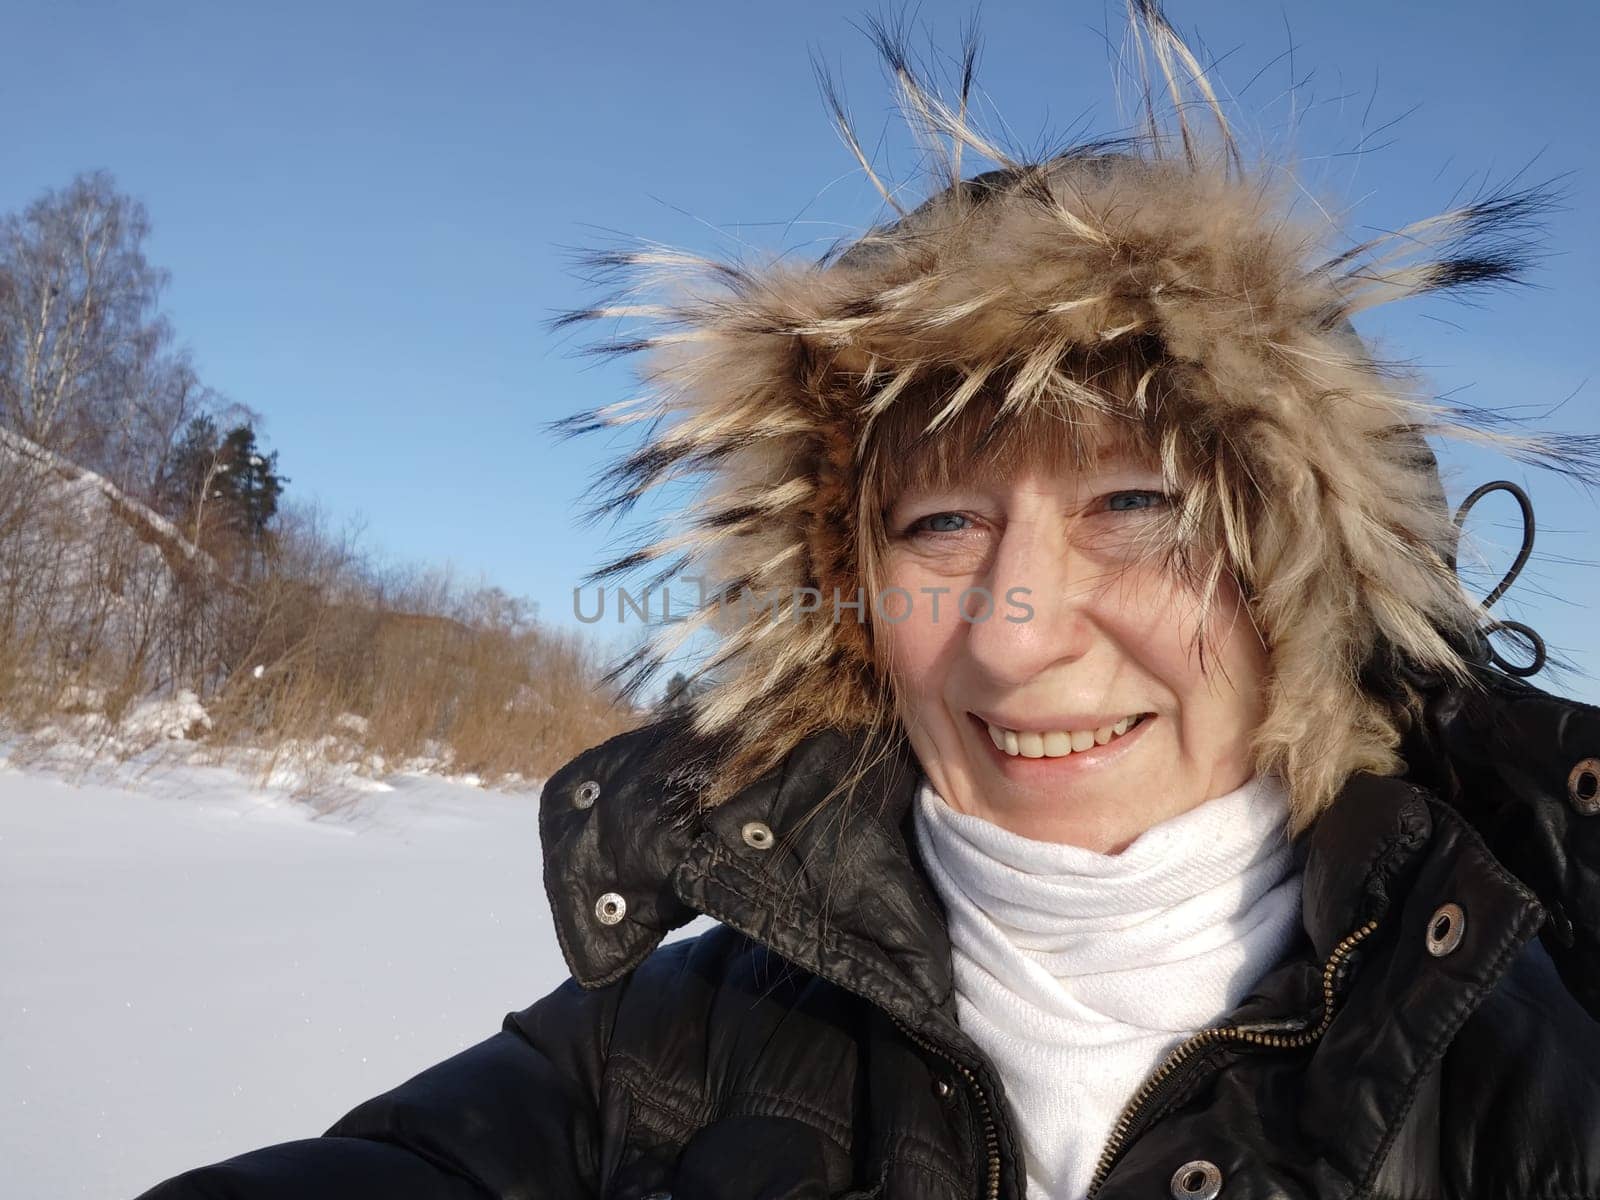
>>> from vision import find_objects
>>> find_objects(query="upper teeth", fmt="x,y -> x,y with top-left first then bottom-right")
985,715 -> 1142,758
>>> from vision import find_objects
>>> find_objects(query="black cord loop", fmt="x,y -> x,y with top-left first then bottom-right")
1451,480 -> 1546,677
1484,618 -> 1547,677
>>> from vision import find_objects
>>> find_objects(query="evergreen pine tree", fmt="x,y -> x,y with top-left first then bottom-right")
158,418 -> 287,575
215,425 -> 286,545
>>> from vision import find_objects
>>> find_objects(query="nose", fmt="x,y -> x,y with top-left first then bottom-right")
961,510 -> 1096,688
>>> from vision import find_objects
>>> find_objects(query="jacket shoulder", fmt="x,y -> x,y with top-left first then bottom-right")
271,930 -> 812,1200
135,972 -> 632,1199
1440,936 -> 1600,1196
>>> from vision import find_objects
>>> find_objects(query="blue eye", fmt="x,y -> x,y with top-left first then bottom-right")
1105,490 -> 1168,512
908,512 -> 971,534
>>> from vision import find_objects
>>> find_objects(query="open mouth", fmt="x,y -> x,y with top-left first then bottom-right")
968,711 -> 1154,762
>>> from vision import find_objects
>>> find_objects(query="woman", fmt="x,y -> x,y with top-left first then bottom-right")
139,6 -> 1600,1199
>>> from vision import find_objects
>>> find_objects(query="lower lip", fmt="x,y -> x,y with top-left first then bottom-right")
967,712 -> 1153,775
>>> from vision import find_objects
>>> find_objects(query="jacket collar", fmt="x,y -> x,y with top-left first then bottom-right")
539,717 -> 951,1019
536,688 -> 1551,1020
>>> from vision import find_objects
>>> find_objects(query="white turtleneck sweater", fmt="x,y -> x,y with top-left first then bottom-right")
912,773 -> 1305,1200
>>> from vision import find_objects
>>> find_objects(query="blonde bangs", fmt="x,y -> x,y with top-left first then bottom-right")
862,340 -> 1171,506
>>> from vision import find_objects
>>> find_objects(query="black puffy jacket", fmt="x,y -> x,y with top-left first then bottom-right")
136,667 -> 1600,1199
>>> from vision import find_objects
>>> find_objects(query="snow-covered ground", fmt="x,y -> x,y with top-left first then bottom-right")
0,750 -> 694,1197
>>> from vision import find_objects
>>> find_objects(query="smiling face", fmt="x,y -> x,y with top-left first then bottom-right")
874,423 -> 1270,852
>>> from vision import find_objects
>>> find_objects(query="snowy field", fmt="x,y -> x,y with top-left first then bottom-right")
0,750 -> 691,1197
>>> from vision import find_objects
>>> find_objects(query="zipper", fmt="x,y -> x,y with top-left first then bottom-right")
892,1015 -> 1002,1200
1083,915 -> 1382,1198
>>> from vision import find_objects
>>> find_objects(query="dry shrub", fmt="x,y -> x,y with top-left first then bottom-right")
0,439 -> 643,786
0,437 -> 185,733
197,509 -> 642,784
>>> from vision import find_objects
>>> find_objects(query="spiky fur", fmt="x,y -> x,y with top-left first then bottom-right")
547,2 -> 1592,833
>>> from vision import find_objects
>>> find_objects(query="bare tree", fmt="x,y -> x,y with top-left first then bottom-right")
106,340 -> 223,502
0,171 -> 170,463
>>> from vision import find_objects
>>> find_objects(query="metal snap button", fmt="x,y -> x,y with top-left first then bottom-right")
1425,902 -> 1465,956
1569,758 -> 1600,815
1170,1159 -> 1222,1200
594,892 -> 626,925
741,820 -> 775,850
573,779 -> 600,810
933,1078 -> 955,1101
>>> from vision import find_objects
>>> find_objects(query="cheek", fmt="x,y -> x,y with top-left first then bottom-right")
1216,614 -> 1271,725
1092,568 -> 1265,715
1090,568 -> 1198,672
1149,579 -> 1269,736
880,556 -> 961,709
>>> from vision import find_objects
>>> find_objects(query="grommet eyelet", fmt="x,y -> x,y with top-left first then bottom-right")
573,779 -> 600,810
933,1078 -> 955,1101
1170,1159 -> 1222,1200
1568,759 -> 1600,816
594,892 -> 626,925
1425,902 -> 1465,956
741,820 -> 775,850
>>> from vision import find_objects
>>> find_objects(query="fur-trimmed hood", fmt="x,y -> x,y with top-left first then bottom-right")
546,2 -> 1592,829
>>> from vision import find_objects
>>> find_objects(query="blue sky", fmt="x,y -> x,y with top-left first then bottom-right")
4,0 -> 1596,700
